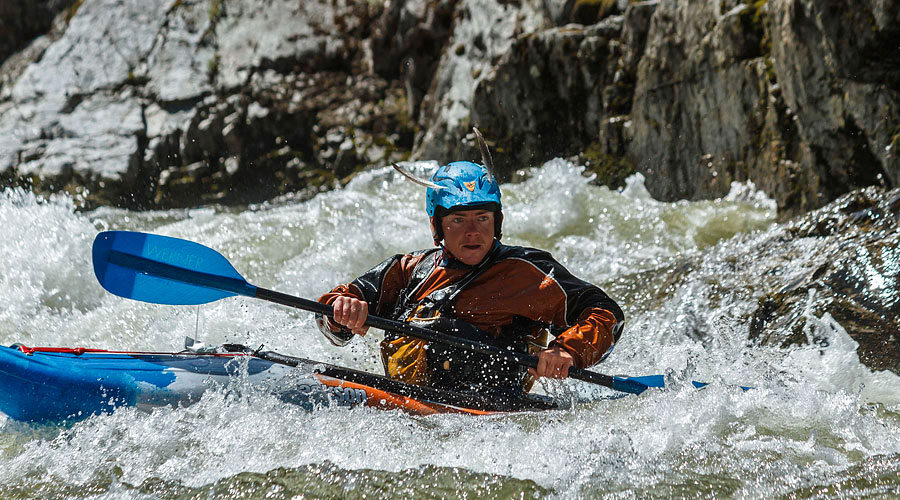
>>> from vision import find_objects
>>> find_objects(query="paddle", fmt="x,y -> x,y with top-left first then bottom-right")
92,230 -> 726,396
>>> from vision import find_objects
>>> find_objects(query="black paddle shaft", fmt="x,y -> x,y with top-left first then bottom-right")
253,287 -> 631,392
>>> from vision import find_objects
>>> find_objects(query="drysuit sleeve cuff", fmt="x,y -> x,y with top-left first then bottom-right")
549,307 -> 619,369
315,313 -> 355,346
317,284 -> 367,347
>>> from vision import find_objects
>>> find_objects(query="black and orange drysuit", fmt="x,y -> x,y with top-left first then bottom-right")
317,243 -> 624,395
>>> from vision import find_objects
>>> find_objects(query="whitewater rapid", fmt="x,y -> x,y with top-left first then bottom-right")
1,159 -> 899,499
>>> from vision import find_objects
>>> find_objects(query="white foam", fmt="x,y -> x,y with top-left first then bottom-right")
0,162 -> 896,498
777,289 -> 900,405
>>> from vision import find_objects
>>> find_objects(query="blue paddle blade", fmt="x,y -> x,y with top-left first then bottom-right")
620,375 -> 667,389
92,231 -> 257,305
621,375 -> 752,392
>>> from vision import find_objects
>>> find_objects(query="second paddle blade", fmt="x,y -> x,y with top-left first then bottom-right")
92,231 -> 251,305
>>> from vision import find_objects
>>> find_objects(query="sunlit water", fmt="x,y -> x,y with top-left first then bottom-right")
2,159 -> 899,499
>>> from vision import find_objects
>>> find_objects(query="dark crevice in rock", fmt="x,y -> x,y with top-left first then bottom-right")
0,0 -> 78,65
843,116 -> 892,189
821,4 -> 900,89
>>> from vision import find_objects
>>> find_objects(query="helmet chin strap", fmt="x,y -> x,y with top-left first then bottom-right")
430,216 -> 442,245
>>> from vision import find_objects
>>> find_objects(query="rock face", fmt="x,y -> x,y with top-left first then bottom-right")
629,0 -> 898,215
0,0 -> 898,213
747,187 -> 900,373
624,185 -> 900,374
0,0 -> 417,207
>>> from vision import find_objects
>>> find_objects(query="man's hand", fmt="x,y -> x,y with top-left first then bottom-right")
529,345 -> 575,379
330,296 -> 369,336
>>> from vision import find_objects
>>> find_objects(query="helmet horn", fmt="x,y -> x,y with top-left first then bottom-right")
392,162 -> 445,190
473,127 -> 496,183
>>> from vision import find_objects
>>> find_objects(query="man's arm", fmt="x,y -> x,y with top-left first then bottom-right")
316,251 -> 431,346
550,307 -> 623,369
512,248 -> 625,377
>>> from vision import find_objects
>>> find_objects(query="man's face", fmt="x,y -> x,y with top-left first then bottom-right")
436,209 -> 495,265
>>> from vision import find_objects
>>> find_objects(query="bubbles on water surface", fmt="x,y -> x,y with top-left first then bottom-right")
1,165 -> 900,498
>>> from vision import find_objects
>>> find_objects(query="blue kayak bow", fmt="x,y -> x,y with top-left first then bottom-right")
92,230 -> 749,396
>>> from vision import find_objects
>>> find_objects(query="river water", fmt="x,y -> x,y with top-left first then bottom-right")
1,160 -> 899,499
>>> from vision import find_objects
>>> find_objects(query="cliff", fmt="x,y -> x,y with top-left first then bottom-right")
0,0 -> 896,213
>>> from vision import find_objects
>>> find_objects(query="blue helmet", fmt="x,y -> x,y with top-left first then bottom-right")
392,128 -> 503,244
425,161 -> 502,242
425,161 -> 502,217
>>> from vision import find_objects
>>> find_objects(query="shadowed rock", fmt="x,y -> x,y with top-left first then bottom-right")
748,187 -> 900,372
0,0 -> 897,216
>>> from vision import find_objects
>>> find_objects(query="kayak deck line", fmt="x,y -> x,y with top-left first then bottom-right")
255,348 -> 557,414
0,344 -> 560,423
13,345 -> 248,357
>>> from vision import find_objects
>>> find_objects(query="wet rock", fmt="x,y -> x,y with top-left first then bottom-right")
0,0 -> 413,208
3,89 -> 147,206
471,19 -> 625,179
630,2 -> 779,205
370,0 -> 456,119
767,0 -> 899,212
419,0 -> 655,182
748,187 -> 900,373
214,0 -> 371,89
144,0 -> 215,102
0,0 -> 180,206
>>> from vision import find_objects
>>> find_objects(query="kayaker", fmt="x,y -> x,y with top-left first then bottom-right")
317,129 -> 624,396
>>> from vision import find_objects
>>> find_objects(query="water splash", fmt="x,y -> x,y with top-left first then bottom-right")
1,162 -> 899,498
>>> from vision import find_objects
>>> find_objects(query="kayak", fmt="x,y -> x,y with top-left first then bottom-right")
0,343 -> 558,423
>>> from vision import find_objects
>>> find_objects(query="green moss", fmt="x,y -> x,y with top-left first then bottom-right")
206,54 -> 220,82
749,1 -> 768,23
747,0 -> 771,57
65,0 -> 84,24
581,141 -> 634,189
764,56 -> 776,83
389,89 -> 414,136
209,0 -> 222,22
